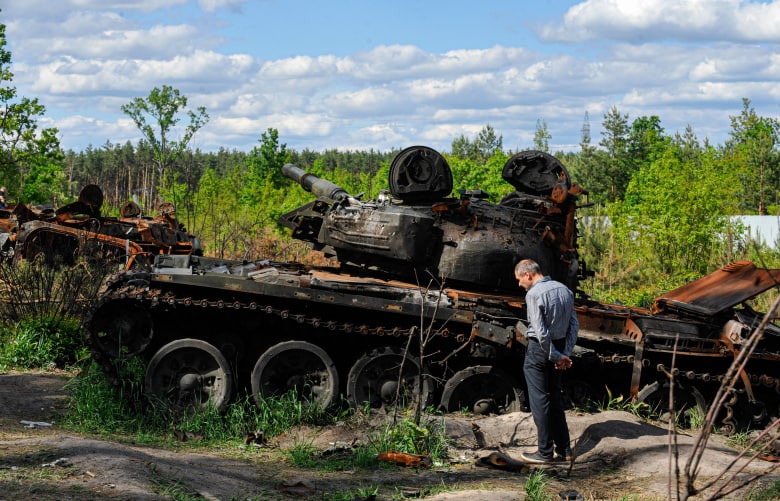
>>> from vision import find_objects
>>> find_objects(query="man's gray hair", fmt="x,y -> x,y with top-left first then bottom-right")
515,259 -> 541,276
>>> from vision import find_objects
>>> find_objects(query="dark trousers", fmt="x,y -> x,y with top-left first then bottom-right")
523,339 -> 570,457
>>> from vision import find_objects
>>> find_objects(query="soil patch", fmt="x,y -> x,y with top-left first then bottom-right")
0,372 -> 776,500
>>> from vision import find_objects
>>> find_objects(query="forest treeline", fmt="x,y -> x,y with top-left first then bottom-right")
2,21 -> 780,307
58,100 -> 780,307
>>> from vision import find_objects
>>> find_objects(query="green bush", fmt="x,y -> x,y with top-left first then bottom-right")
0,317 -> 87,370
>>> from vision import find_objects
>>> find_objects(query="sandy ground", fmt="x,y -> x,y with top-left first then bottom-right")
0,372 -> 777,500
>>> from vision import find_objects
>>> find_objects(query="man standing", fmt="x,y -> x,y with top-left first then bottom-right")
515,258 -> 578,463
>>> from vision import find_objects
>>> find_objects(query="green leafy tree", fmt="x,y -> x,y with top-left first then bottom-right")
628,115 -> 666,168
121,85 -> 209,206
576,106 -> 632,204
533,119 -> 551,152
450,124 -> 503,163
0,23 -> 63,204
598,105 -> 631,201
726,98 -> 780,214
673,124 -> 703,162
609,144 -> 743,287
448,151 -> 510,199
244,128 -> 289,198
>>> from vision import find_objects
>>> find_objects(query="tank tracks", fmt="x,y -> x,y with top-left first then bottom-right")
84,272 -> 779,431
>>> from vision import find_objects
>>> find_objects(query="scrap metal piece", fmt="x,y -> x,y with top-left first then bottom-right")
653,260 -> 780,316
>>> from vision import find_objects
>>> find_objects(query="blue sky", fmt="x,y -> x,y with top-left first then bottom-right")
3,0 -> 780,155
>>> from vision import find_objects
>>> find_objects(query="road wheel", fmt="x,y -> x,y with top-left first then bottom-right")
346,346 -> 433,411
144,338 -> 233,412
637,379 -> 706,429
251,340 -> 339,409
440,366 -> 524,415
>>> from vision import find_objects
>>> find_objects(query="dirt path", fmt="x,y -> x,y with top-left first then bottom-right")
0,372 -> 776,500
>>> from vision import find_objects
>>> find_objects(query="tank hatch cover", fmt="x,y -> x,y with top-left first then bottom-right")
652,260 -> 780,317
388,145 -> 453,202
501,150 -> 571,196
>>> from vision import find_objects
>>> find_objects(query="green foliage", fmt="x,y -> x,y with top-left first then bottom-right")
607,144 -> 745,287
524,470 -> 552,501
0,256 -> 110,370
0,318 -> 86,370
244,127 -> 290,194
252,389 -> 333,437
599,386 -> 649,417
281,415 -> 449,472
322,485 -> 380,501
0,23 -> 64,203
448,151 -> 511,200
450,124 -> 503,163
120,84 -> 209,201
686,402 -> 705,430
285,437 -> 321,468
725,430 -> 754,449
746,479 -> 780,500
370,416 -> 449,459
64,359 -> 165,436
533,119 -> 551,152
22,159 -> 67,205
66,361 -> 337,444
726,98 -> 780,214
191,165 -> 271,258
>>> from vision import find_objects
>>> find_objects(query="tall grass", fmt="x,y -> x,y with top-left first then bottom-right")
65,360 -> 339,444
0,253 -> 112,370
0,317 -> 87,370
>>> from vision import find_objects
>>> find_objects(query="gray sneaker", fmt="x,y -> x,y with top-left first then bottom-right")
555,448 -> 573,462
520,451 -> 554,463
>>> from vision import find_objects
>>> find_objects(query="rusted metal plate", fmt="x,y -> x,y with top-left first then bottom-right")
653,261 -> 780,316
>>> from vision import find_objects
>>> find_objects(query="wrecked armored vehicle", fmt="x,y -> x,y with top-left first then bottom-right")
0,184 -> 201,267
83,146 -> 779,433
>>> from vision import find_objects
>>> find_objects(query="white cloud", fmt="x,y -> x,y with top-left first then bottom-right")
540,0 -> 780,43
4,0 -> 780,155
197,0 -> 249,13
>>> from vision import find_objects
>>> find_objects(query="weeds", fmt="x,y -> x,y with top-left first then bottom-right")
525,470 -> 552,501
0,317 -> 88,370
0,255 -> 111,327
64,359 -> 168,437
285,437 -> 321,468
369,416 -> 449,459
600,386 -> 649,417
685,403 -> 705,430
0,252 -> 111,370
746,479 -> 780,500
146,461 -> 202,501
65,359 -> 340,445
323,485 -> 380,501
725,430 -> 753,449
280,414 -> 450,472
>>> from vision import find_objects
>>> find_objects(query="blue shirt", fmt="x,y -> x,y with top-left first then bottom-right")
525,276 -> 579,362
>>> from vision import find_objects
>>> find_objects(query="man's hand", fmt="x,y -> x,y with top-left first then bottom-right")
555,355 -> 572,370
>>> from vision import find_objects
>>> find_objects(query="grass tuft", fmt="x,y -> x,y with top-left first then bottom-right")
525,469 -> 552,501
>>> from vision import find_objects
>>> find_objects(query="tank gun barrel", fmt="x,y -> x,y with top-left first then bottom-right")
282,163 -> 349,201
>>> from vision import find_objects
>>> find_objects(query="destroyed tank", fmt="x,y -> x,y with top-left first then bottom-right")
0,184 -> 202,267
83,146 -> 780,432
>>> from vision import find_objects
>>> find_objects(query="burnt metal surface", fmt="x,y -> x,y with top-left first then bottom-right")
83,146 -> 780,435
653,260 -> 780,316
280,146 -> 580,293
0,184 -> 201,268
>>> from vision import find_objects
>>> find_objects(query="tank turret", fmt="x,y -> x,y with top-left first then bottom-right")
280,146 -> 583,293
